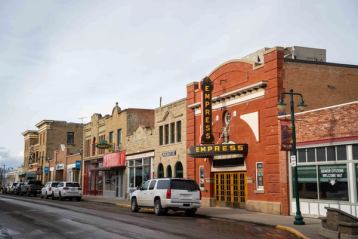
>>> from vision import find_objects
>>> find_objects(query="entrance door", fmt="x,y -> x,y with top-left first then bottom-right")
214,172 -> 247,208
115,173 -> 123,198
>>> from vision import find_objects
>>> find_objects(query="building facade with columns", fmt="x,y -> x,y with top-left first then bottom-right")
186,46 -> 358,215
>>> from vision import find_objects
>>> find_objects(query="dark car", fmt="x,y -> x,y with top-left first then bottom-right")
20,181 -> 43,196
14,182 -> 25,195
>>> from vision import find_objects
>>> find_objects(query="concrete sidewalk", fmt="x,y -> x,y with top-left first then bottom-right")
83,196 -> 322,239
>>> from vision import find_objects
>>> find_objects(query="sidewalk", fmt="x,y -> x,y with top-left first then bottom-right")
83,196 -> 322,239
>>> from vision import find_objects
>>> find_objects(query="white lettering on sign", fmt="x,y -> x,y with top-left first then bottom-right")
320,168 -> 344,178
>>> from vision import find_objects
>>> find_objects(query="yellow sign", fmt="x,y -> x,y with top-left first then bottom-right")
188,144 -> 248,158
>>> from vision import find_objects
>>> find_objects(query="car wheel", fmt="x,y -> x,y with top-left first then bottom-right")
185,209 -> 197,217
59,192 -> 63,201
45,192 -> 49,199
154,199 -> 165,216
76,197 -> 81,202
131,198 -> 139,212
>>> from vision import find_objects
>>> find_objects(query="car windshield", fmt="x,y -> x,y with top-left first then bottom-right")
51,182 -> 59,187
170,179 -> 200,191
66,183 -> 80,187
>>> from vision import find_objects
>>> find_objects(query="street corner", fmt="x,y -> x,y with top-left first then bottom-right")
276,225 -> 310,239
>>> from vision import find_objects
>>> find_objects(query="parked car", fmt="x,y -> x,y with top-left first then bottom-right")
14,182 -> 25,195
20,181 -> 43,196
53,182 -> 82,201
130,178 -> 201,216
7,182 -> 18,194
41,181 -> 59,199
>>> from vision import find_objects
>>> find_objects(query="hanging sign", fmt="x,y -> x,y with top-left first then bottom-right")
280,119 -> 292,151
201,77 -> 214,144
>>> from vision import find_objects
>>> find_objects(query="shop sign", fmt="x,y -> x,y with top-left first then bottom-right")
188,144 -> 248,158
280,119 -> 292,151
104,151 -> 126,168
96,139 -> 112,149
56,164 -> 64,170
320,168 -> 345,178
43,166 -> 49,174
75,160 -> 81,170
201,77 -> 214,144
162,150 -> 176,157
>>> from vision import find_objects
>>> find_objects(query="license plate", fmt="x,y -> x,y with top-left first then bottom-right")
71,188 -> 76,192
183,203 -> 190,207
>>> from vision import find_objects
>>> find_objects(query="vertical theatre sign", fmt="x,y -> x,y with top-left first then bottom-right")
188,76 -> 248,159
201,77 -> 214,144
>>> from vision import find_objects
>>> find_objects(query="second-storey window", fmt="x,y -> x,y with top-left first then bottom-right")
164,124 -> 169,144
176,121 -> 182,143
159,126 -> 163,145
67,132 -> 74,145
170,122 -> 175,144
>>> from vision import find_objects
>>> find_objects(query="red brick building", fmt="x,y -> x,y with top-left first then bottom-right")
186,46 -> 358,215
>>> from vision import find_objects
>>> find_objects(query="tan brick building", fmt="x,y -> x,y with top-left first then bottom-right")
126,125 -> 156,196
22,120 -> 83,184
154,98 -> 187,179
83,103 -> 154,199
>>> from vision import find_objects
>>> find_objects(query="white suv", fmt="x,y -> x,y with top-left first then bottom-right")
53,181 -> 82,201
41,181 -> 59,199
130,178 -> 201,216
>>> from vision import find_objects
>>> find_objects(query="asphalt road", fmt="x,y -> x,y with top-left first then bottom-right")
0,194 -> 297,239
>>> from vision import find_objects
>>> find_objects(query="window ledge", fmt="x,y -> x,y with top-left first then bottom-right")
254,190 -> 265,194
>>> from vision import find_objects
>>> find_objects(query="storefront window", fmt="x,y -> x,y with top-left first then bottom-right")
175,162 -> 183,178
307,148 -> 315,162
128,156 -> 153,188
167,165 -> 172,178
353,144 -> 358,159
295,166 -> 318,199
327,146 -> 336,161
319,165 -> 348,201
105,171 -> 116,191
336,145 -> 347,161
157,163 -> 164,178
298,149 -> 306,163
316,147 -> 326,162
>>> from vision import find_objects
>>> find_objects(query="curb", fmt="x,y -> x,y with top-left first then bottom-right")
276,225 -> 310,239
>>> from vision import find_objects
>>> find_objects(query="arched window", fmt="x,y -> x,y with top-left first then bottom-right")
157,163 -> 164,178
175,162 -> 183,178
166,165 -> 172,178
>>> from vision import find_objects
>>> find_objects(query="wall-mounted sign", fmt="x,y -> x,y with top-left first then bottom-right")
56,164 -> 64,170
188,144 -> 248,158
201,77 -> 214,144
162,151 -> 176,157
43,166 -> 49,174
103,151 -> 126,168
96,140 -> 112,149
75,160 -> 81,170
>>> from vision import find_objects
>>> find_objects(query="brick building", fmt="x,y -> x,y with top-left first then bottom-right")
288,101 -> 358,217
22,120 -> 83,183
186,46 -> 358,215
154,98 -> 187,180
82,103 -> 154,199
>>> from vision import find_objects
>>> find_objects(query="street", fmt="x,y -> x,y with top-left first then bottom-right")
0,195 -> 297,239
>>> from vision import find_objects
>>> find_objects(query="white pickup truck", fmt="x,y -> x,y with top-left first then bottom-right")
130,178 -> 201,216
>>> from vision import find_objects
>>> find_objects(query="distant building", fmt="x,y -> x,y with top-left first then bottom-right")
82,103 -> 154,199
22,120 -> 83,183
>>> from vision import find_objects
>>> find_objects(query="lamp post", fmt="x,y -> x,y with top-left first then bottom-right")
277,89 -> 307,225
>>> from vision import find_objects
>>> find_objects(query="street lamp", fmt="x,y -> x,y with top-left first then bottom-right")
277,89 -> 307,225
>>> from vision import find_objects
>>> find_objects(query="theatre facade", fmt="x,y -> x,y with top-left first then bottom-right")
186,46 -> 358,215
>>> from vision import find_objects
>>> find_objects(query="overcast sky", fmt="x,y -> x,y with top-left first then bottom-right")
0,0 -> 357,169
